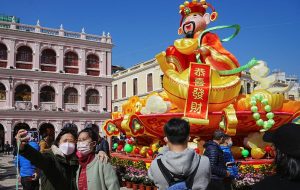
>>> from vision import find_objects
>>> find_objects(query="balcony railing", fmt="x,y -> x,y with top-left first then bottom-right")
40,102 -> 56,111
0,20 -> 112,44
15,101 -> 32,110
64,103 -> 79,112
86,104 -> 101,112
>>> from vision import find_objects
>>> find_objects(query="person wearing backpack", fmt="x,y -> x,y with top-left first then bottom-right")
148,118 -> 211,190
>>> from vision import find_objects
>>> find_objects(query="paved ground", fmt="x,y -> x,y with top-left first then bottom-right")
0,153 -> 22,190
0,153 -> 130,190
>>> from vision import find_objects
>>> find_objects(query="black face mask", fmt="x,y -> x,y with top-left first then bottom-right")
183,21 -> 196,38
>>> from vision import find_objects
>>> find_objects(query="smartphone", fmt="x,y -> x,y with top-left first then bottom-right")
27,131 -> 39,142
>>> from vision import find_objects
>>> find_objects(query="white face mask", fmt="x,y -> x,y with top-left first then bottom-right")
59,142 -> 75,155
77,141 -> 93,156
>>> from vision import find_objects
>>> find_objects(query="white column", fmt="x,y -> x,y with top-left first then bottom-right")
32,81 -> 39,107
100,52 -> 106,77
101,86 -> 107,112
79,49 -> 86,75
33,42 -> 40,70
7,40 -> 15,69
5,120 -> 12,144
8,82 -> 13,108
79,84 -> 85,111
107,86 -> 112,112
57,83 -> 63,109
106,51 -> 112,77
31,120 -> 38,129
57,46 -> 64,72
96,86 -> 103,110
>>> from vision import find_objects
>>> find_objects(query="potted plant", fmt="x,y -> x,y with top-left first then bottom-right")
138,176 -> 146,190
143,176 -> 153,190
132,175 -> 139,190
124,174 -> 132,188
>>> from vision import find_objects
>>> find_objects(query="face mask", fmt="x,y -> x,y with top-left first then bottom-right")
227,142 -> 233,147
59,142 -> 75,156
77,141 -> 93,156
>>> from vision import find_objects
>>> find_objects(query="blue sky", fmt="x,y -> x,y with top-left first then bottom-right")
2,0 -> 300,76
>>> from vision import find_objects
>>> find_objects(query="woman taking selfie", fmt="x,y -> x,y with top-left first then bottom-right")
16,128 -> 78,190
16,127 -> 108,190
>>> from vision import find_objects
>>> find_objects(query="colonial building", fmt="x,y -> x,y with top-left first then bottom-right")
112,59 -> 163,112
272,70 -> 300,100
0,18 -> 113,146
112,60 -> 300,112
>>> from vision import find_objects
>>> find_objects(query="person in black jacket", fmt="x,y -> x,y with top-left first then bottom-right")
96,136 -> 110,156
204,130 -> 230,190
16,128 -> 78,190
253,123 -> 300,190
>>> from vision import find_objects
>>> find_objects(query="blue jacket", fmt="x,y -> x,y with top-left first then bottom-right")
220,145 -> 238,179
204,141 -> 227,180
15,141 -> 40,177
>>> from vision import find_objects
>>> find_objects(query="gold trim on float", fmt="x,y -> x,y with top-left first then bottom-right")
182,117 -> 210,125
166,56 -> 184,73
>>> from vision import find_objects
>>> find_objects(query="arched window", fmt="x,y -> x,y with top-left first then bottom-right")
16,46 -> 33,69
86,54 -> 99,67
41,49 -> 56,72
0,124 -> 4,152
114,106 -> 118,112
41,49 -> 56,65
0,83 -> 6,100
16,46 -> 33,62
147,73 -> 153,92
86,89 -> 99,104
64,52 -> 78,74
40,86 -> 55,102
0,43 -> 7,68
15,84 -> 31,101
86,54 -> 100,76
64,87 -> 78,103
64,52 -> 78,66
0,43 -> 7,60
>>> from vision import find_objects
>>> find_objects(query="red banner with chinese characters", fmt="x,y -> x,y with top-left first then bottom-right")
184,63 -> 211,123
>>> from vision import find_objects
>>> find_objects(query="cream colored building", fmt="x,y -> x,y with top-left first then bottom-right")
112,59 -> 163,111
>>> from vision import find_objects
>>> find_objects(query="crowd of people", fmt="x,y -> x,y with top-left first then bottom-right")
15,124 -> 118,190
149,118 -> 300,190
9,119 -> 300,190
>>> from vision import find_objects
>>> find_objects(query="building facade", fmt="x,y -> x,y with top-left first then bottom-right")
112,60 -> 300,112
0,19 -> 113,146
112,59 -> 163,112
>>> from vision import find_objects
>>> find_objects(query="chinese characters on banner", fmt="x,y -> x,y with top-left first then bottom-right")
184,63 -> 211,121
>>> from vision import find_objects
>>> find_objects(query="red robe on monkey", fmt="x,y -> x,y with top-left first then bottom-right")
166,0 -> 239,73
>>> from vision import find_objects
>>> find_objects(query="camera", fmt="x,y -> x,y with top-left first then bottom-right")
26,131 -> 39,142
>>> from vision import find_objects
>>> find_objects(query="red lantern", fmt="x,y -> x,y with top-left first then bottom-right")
194,148 -> 200,154
147,149 -> 153,156
265,145 -> 272,153
117,145 -> 123,151
134,148 -> 140,154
